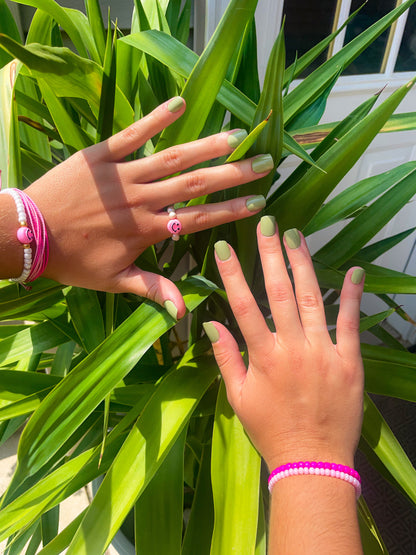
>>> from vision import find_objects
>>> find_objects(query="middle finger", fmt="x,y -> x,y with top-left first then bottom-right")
142,155 -> 274,209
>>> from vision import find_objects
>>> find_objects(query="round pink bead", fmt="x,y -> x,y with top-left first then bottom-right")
167,218 -> 182,235
17,226 -> 33,244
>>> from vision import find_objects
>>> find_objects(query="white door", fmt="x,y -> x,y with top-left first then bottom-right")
202,0 -> 416,345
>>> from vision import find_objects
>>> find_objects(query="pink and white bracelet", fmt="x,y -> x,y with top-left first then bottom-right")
0,181 -> 49,286
268,462 -> 362,500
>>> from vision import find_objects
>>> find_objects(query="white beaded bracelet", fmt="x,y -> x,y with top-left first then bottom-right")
1,188 -> 33,283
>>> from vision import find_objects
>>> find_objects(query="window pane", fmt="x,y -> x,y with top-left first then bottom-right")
283,0 -> 338,77
343,0 -> 395,75
395,4 -> 416,72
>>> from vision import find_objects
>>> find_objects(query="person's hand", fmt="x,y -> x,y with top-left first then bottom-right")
25,97 -> 273,319
204,216 -> 365,471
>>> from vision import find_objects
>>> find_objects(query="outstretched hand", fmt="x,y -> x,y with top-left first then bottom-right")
204,216 -> 365,471
26,98 -> 273,318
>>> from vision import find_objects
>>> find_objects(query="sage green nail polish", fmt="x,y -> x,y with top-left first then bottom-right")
351,268 -> 365,285
203,322 -> 220,343
252,154 -> 274,174
260,215 -> 276,236
246,195 -> 266,212
227,129 -> 248,148
164,300 -> 178,320
284,228 -> 301,249
167,96 -> 184,113
214,240 -> 231,261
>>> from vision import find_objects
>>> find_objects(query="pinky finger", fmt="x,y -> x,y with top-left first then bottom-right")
203,321 -> 247,410
336,267 -> 365,359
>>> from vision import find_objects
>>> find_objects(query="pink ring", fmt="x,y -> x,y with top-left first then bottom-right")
167,207 -> 182,241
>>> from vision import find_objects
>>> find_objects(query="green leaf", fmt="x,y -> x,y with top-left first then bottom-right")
283,0 -> 416,125
304,161 -> 416,235
64,288 -> 105,353
268,78 -> 416,233
362,344 -> 416,402
156,0 -> 258,150
0,35 -> 134,132
13,276 -> 217,481
41,505 -> 59,547
361,393 -> 416,504
0,0 -> 21,67
226,115 -> 269,163
66,354 -> 218,554
134,427 -> 186,553
358,497 -> 388,554
38,510 -> 86,554
355,227 -> 416,262
12,0 -> 88,57
210,381 -> 261,554
315,165 -> 416,268
85,0 -> 106,63
0,60 -> 21,188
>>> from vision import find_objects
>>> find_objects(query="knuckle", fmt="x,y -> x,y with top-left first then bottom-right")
120,122 -> 141,144
267,282 -> 292,304
338,316 -> 360,334
298,293 -> 321,311
145,280 -> 161,303
161,146 -> 184,172
184,172 -> 207,197
232,296 -> 252,319
193,210 -> 210,228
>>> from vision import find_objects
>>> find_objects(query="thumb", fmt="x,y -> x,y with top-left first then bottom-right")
202,321 -> 247,411
115,265 -> 186,320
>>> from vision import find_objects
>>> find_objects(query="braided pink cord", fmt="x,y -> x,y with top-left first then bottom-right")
0,172 -> 49,284
18,190 -> 49,281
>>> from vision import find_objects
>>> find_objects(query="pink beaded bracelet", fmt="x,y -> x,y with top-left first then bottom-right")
268,462 -> 362,499
0,178 -> 49,286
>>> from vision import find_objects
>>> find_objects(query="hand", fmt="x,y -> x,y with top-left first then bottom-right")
25,98 -> 273,318
204,216 -> 365,471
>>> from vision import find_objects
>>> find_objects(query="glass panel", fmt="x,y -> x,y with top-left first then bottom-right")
395,4 -> 416,72
343,0 -> 396,75
283,0 -> 338,77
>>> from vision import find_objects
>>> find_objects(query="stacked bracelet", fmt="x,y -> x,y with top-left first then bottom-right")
0,185 -> 49,286
268,462 -> 361,500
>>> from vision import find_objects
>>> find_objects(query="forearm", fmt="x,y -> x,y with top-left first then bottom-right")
0,194 -> 22,279
268,476 -> 363,554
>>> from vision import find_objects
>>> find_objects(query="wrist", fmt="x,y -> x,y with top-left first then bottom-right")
0,193 -> 23,279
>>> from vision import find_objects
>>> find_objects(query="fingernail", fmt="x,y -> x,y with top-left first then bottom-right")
214,240 -> 231,261
227,129 -> 248,149
164,300 -> 178,320
203,322 -> 220,343
260,215 -> 276,236
251,154 -> 274,174
351,267 -> 365,285
167,96 -> 184,113
246,195 -> 266,212
284,228 -> 301,249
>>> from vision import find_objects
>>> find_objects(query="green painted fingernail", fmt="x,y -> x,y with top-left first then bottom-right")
227,129 -> 248,149
164,300 -> 178,320
214,240 -> 231,261
246,195 -> 266,212
252,154 -> 274,174
203,322 -> 220,343
167,96 -> 184,113
351,268 -> 365,285
284,228 -> 301,249
260,215 -> 276,236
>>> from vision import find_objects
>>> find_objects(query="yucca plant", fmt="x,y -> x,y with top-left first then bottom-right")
0,0 -> 416,553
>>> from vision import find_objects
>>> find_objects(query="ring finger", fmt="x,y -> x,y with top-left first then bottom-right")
142,155 -> 274,209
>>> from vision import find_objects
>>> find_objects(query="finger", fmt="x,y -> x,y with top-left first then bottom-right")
215,240 -> 274,352
203,321 -> 247,410
142,154 -> 274,209
99,97 -> 186,162
114,265 -> 186,320
336,267 -> 365,359
257,217 -> 303,341
153,195 -> 266,239
283,229 -> 329,339
121,129 -> 248,183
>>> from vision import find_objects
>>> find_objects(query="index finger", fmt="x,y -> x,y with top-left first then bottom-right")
98,97 -> 186,162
